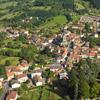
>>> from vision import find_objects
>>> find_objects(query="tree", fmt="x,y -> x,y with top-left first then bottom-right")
18,34 -> 27,44
64,13 -> 72,22
0,32 -> 6,42
84,23 -> 92,33
35,55 -> 47,65
20,44 -> 39,62
4,50 -> 14,57
69,68 -> 79,100
79,80 -> 90,99
7,42 -> 13,48
29,63 -> 35,70
5,60 -> 11,66
90,82 -> 100,98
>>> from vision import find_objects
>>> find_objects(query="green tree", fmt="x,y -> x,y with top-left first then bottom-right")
90,81 -> 100,98
43,69 -> 54,79
0,32 -> 6,42
4,50 -> 14,57
5,60 -> 11,66
84,23 -> 92,33
20,44 -> 39,62
18,34 -> 27,44
79,80 -> 90,99
69,68 -> 79,100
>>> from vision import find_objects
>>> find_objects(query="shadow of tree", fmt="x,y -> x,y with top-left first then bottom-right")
47,79 -> 74,100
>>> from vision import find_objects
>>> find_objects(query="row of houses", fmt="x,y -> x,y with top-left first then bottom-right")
79,16 -> 100,34
48,30 -> 100,70
3,60 -> 29,100
4,58 -> 55,100
4,64 -> 69,100
0,27 -> 29,39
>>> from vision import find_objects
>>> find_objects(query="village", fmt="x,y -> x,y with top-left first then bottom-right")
0,15 -> 100,100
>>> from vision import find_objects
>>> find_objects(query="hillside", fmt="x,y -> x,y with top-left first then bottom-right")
0,0 -> 100,36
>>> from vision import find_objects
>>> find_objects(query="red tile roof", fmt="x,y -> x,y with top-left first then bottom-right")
6,91 -> 17,100
17,74 -> 27,79
7,72 -> 14,77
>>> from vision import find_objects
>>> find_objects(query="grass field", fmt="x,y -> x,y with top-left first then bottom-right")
32,6 -> 51,11
0,56 -> 19,65
75,3 -> 85,10
42,15 -> 67,27
0,1 -> 17,9
39,15 -> 67,32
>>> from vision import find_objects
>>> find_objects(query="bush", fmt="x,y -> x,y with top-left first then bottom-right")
5,60 -> 11,66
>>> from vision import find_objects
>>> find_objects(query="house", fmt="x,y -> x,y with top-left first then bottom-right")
97,54 -> 100,59
68,33 -> 77,40
56,56 -> 66,63
17,74 -> 28,83
0,77 -> 3,82
88,52 -> 96,58
64,25 -> 68,30
97,47 -> 100,52
6,91 -> 18,100
10,80 -> 21,89
0,77 -> 4,88
33,75 -> 45,86
18,59 -> 29,71
79,16 -> 94,23
42,42 -> 49,46
50,64 -> 62,72
6,29 -> 20,39
17,64 -> 29,72
48,38 -> 53,43
6,66 -> 22,80
94,33 -> 99,38
31,69 -> 43,78
6,67 -> 16,80
88,48 -> 97,58
20,29 -> 29,36
0,81 -> 2,88
69,52 -> 81,62
58,70 -> 68,79
31,34 -> 39,43
13,68 -> 23,76
81,54 -> 88,59
59,47 -> 68,59
7,71 -> 14,81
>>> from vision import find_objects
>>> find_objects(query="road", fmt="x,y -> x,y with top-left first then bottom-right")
1,81 -> 9,100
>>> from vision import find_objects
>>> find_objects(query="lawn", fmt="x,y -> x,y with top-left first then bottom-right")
0,11 -> 22,20
71,14 -> 80,23
0,56 -> 19,66
0,1 -> 17,9
0,39 -> 21,65
41,15 -> 67,28
75,3 -> 85,10
39,15 -> 67,33
0,1 -> 17,21
32,6 -> 51,11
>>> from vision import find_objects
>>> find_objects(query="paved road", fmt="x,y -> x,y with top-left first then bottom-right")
1,81 -> 9,100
